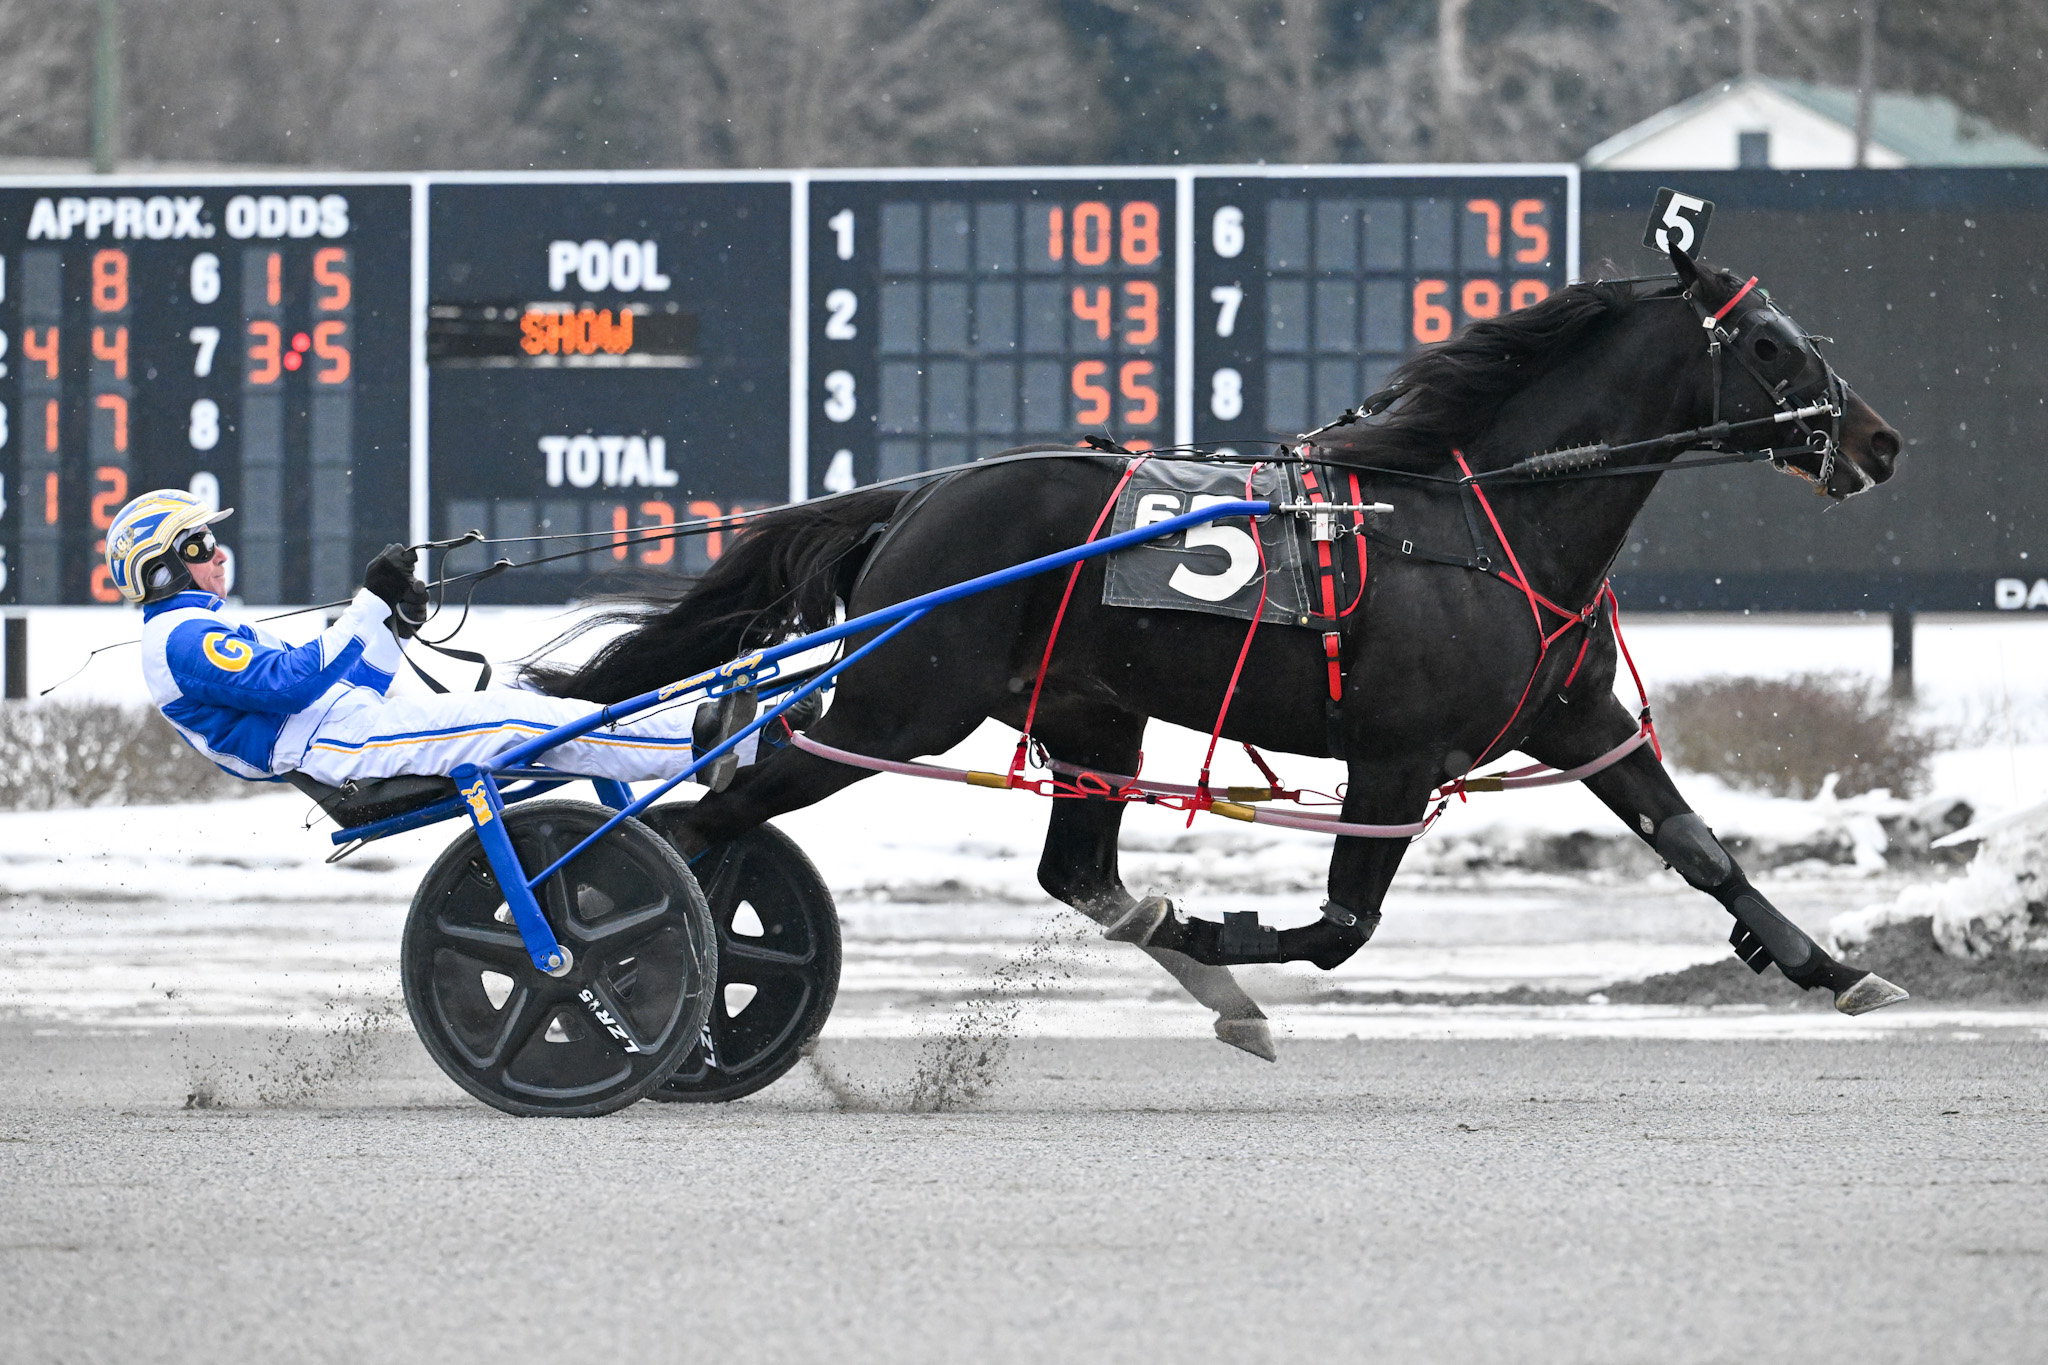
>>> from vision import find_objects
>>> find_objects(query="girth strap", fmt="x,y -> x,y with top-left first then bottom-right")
1296,461 -> 1371,760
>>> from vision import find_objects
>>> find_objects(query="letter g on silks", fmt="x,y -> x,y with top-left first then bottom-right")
1652,811 -> 1909,1015
110,488 -> 745,789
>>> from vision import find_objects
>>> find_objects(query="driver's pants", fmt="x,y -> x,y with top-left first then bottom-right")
288,688 -> 751,786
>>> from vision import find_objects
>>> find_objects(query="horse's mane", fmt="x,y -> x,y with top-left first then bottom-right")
1314,277 -> 1645,467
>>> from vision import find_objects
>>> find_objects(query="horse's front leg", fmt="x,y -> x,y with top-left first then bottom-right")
1116,757 -> 1442,971
1034,704 -> 1276,1061
1523,693 -> 1909,1014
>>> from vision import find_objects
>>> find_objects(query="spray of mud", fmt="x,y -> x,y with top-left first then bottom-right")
178,994 -> 401,1109
807,912 -> 1096,1113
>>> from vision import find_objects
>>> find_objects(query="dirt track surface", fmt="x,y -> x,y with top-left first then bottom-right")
2,1024 -> 2044,1363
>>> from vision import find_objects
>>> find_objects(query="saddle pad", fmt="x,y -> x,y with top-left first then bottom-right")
1101,460 -> 1312,625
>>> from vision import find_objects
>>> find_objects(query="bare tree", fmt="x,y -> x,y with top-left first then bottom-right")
0,0 -> 93,160
119,0 -> 528,168
514,0 -> 1109,169
1106,0 -> 1737,163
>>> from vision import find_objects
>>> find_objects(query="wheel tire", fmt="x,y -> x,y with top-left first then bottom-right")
637,802 -> 841,1104
401,800 -> 716,1117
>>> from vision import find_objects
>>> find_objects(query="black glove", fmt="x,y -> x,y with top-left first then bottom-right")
364,543 -> 430,639
364,543 -> 417,608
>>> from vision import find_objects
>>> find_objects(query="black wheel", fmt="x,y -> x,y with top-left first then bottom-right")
401,800 -> 716,1117
637,803 -> 840,1103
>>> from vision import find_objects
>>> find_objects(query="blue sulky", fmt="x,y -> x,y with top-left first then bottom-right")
331,498 -> 1280,980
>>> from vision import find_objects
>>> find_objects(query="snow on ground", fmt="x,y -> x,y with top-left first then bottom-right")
6,609 -> 2048,1039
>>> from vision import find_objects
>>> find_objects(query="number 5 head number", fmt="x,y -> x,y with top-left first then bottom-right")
1644,188 -> 1714,258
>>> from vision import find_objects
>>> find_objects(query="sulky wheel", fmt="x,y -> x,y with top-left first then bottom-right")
636,803 -> 840,1104
401,800 -> 716,1117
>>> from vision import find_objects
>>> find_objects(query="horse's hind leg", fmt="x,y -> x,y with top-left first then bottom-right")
1524,694 -> 1909,1014
1033,703 -> 1277,1062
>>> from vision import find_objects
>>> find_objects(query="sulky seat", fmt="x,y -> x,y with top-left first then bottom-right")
285,770 -> 461,828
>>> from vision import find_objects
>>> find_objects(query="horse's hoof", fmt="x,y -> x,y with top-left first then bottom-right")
1214,1017 -> 1277,1062
1104,894 -> 1171,946
1835,972 -> 1910,1016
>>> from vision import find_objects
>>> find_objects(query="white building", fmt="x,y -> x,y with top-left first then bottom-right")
1584,74 -> 2048,169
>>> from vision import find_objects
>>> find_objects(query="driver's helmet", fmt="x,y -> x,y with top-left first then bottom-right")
104,489 -> 234,605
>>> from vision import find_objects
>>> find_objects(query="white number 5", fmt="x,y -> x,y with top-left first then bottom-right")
1170,495 -> 1259,602
1654,192 -> 1708,255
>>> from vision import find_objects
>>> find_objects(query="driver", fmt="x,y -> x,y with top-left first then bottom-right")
110,490 -> 746,789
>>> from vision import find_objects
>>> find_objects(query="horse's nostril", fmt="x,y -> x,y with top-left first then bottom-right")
1870,429 -> 1901,465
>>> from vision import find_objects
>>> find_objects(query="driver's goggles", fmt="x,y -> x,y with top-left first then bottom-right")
174,527 -> 219,563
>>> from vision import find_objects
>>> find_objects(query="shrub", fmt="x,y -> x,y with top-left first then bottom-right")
1656,673 -> 1934,800
0,702 -> 257,810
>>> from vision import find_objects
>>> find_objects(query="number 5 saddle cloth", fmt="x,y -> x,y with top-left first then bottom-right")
1102,456 -> 1347,628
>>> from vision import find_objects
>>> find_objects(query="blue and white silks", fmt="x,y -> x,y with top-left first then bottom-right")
140,589 -> 710,785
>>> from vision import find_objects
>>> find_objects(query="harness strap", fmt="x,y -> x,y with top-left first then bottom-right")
1298,462 -> 1351,759
1709,275 -> 1759,325
1011,456 -> 1149,785
1193,465 -> 1273,807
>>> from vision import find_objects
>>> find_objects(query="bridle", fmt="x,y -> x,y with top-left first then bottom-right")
1682,272 -> 1865,497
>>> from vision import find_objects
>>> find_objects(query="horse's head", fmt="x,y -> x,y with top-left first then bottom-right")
1671,248 -> 1900,498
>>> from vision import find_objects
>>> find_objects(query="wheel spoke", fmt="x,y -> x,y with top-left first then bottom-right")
569,898 -> 674,951
700,843 -> 748,913
721,938 -> 814,972
489,984 -> 558,1067
433,921 -> 534,971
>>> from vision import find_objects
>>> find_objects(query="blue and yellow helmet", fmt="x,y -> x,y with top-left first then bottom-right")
104,489 -> 234,605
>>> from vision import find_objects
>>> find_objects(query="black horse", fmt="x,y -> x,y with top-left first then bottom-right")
533,250 -> 1907,1060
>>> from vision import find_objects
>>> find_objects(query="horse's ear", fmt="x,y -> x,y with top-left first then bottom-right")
1668,242 -> 1703,294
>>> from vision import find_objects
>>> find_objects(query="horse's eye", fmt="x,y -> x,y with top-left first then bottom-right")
1752,336 -> 1781,363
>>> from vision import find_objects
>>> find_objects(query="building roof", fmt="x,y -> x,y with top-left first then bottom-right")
1584,74 -> 2048,169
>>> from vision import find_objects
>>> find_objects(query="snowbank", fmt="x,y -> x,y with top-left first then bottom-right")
1832,806 -> 2048,960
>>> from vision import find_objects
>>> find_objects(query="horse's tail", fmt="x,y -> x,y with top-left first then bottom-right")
526,487 -> 913,703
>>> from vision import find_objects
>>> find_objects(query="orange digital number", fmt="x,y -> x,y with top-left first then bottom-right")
43,399 -> 58,452
91,249 -> 129,313
1120,201 -> 1160,265
1047,206 -> 1064,262
688,499 -> 726,560
314,247 -> 351,311
91,466 -> 128,528
1071,360 -> 1111,425
94,395 -> 129,452
1072,286 -> 1112,340
1412,280 -> 1453,344
1465,200 -> 1502,260
91,562 -> 121,603
247,320 -> 282,384
266,251 -> 283,307
1122,281 -> 1158,346
23,326 -> 58,378
1462,279 -> 1502,321
1511,280 -> 1551,310
1119,360 -> 1159,426
1512,200 -> 1550,264
92,326 -> 128,379
314,320 -> 351,384
43,471 -> 59,523
1072,202 -> 1112,266
637,502 -> 677,565
612,504 -> 632,561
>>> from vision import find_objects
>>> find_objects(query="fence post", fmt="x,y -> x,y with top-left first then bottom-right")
1889,606 -> 1914,702
3,616 -> 25,701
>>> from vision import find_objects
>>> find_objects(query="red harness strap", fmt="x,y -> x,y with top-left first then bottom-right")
1449,450 -> 1634,780
1191,464 -> 1273,813
1009,455 -> 1149,785
1710,275 -> 1759,325
1297,460 -> 1374,760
